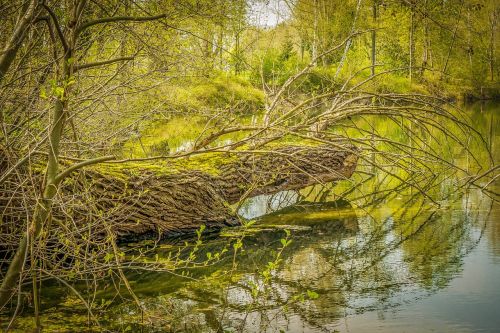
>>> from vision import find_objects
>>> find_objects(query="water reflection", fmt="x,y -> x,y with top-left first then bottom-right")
10,187 -> 491,333
2,102 -> 498,332
238,191 -> 300,220
134,190 -> 494,333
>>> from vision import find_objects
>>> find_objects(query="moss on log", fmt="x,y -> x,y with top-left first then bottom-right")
68,144 -> 358,240
0,145 -> 357,243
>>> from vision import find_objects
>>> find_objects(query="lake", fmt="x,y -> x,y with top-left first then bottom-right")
2,102 -> 498,332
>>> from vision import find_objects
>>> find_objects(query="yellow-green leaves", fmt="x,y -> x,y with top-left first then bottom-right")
39,77 -> 75,101
104,253 -> 114,262
306,289 -> 319,300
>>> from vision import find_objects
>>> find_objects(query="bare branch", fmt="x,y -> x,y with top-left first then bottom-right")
54,155 -> 115,185
77,13 -> 167,34
0,0 -> 38,83
42,4 -> 69,52
74,56 -> 134,71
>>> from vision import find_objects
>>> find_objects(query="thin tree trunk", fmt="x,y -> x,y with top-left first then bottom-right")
0,93 -> 67,310
312,0 -> 318,66
0,0 -> 79,310
371,0 -> 377,77
466,6 -> 473,78
442,1 -> 463,78
334,0 -> 362,78
218,24 -> 224,70
409,4 -> 415,82
0,0 -> 38,83
421,1 -> 429,76
234,30 -> 240,75
489,12 -> 497,81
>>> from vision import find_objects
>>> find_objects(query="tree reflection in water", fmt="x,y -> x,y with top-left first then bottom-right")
88,187 -> 493,332
2,184 -> 494,332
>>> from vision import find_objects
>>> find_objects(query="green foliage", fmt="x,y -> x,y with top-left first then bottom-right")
306,289 -> 319,299
250,41 -> 305,86
293,66 -> 339,93
188,74 -> 265,113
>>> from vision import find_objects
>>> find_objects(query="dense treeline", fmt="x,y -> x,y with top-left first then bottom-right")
251,0 -> 498,97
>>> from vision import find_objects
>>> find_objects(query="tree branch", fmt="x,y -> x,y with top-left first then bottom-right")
42,4 -> 69,52
193,126 -> 261,150
54,155 -> 115,185
74,56 -> 134,71
77,13 -> 167,34
0,0 -> 38,83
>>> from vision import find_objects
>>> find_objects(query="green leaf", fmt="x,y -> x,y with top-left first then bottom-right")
306,290 -> 319,299
39,87 -> 47,99
244,220 -> 256,227
54,86 -> 64,99
104,253 -> 114,262
233,240 -> 242,250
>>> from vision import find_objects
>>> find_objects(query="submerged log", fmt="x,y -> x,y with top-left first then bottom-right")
70,144 -> 358,240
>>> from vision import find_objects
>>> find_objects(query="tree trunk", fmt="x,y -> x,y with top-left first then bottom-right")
66,145 -> 358,241
0,72 -> 68,311
312,0 -> 318,65
421,1 -> 430,76
409,4 -> 415,82
0,0 -> 78,311
0,0 -> 38,83
489,11 -> 497,82
442,1 -> 463,78
371,0 -> 377,77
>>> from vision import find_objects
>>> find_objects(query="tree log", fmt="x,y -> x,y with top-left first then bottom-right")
0,145 -> 357,244
68,144 -> 358,240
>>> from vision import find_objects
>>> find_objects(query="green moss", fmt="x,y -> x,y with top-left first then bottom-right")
94,152 -> 237,179
169,153 -> 237,176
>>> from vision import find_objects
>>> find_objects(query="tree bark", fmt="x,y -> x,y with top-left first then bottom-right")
409,4 -> 415,82
371,0 -> 377,77
0,0 -> 38,83
67,145 -> 358,240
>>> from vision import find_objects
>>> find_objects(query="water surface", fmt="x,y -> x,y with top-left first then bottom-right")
2,102 -> 499,332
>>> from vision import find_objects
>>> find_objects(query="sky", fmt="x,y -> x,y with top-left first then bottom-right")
247,0 -> 292,28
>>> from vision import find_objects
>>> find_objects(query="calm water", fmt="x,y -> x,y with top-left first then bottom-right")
335,199 -> 500,333
2,102 -> 499,332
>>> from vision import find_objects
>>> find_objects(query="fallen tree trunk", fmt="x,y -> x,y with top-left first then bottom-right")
68,144 -> 358,240
0,145 -> 358,245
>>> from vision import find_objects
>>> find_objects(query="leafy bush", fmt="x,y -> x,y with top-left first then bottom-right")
189,74 -> 265,113
250,40 -> 306,86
